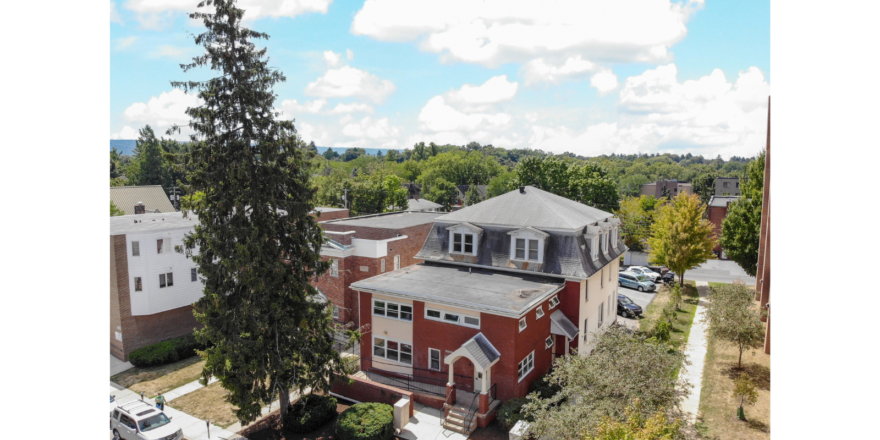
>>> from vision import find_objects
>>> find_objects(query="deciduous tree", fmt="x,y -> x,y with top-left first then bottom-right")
521,326 -> 688,440
464,185 -> 482,206
732,372 -> 759,421
424,178 -> 459,211
648,192 -> 716,284
173,0 -> 356,425
702,283 -> 765,369
110,201 -> 125,216
720,150 -> 765,277
589,399 -> 684,440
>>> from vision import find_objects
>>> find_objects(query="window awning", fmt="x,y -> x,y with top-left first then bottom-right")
550,310 -> 579,340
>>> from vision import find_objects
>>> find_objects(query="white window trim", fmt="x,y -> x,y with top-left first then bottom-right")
517,351 -> 535,382
381,259 -> 386,273
332,305 -> 340,319
191,268 -> 198,282
425,307 -> 480,329
508,230 -> 545,263
447,225 -> 479,256
131,241 -> 140,257
372,336 -> 413,366
545,336 -> 554,350
518,317 -> 527,333
612,227 -> 618,249
373,299 -> 413,322
329,259 -> 339,278
536,305 -> 544,319
591,236 -> 599,260
428,348 -> 442,371
548,296 -> 559,309
134,277 -> 142,292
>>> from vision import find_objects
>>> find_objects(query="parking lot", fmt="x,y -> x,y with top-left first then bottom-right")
615,281 -> 658,329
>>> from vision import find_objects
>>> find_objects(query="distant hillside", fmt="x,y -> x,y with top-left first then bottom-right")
110,140 -> 137,155
316,147 -> 394,156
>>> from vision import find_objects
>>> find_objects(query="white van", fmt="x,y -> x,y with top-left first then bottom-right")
110,399 -> 183,440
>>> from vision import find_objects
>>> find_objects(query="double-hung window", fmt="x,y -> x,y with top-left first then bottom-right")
329,259 -> 339,277
157,238 -> 170,254
131,241 -> 140,257
373,300 -> 413,321
381,259 -> 386,272
134,277 -> 142,292
373,337 -> 412,365
429,348 -> 441,371
191,268 -> 197,282
159,272 -> 173,288
517,351 -> 535,381
514,238 -> 540,261
452,233 -> 474,254
332,305 -> 340,320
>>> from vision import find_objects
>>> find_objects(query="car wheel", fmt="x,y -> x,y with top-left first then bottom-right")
638,286 -> 644,292
112,430 -> 121,440
624,311 -> 631,318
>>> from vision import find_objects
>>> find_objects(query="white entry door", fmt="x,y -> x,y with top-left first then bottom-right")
474,372 -> 483,393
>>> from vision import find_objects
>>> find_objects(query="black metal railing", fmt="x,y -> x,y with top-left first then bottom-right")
462,388 -> 482,433
364,370 -> 447,396
488,382 -> 498,403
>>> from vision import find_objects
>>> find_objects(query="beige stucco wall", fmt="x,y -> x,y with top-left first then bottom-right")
578,257 -> 619,355
371,293 -> 414,375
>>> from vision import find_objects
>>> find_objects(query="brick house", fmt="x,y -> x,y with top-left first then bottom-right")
110,212 -> 203,361
349,186 -> 626,434
640,179 -> 692,198
311,211 -> 439,327
707,195 -> 739,259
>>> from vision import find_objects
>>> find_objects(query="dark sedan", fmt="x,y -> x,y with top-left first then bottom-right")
618,294 -> 643,318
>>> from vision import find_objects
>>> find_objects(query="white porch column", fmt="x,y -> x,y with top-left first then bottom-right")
448,364 -> 454,384
564,336 -> 569,356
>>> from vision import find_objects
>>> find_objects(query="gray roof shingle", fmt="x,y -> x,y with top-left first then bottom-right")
462,333 -> 501,369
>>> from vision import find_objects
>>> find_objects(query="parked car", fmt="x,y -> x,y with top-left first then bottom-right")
619,272 -> 656,292
108,395 -> 116,421
617,294 -> 643,318
626,266 -> 661,282
111,400 -> 182,440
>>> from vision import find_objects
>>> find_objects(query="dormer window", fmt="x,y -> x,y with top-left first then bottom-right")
508,227 -> 548,264
585,225 -> 601,261
447,222 -> 482,256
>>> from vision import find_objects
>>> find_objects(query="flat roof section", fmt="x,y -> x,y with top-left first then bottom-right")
351,262 -> 565,316
313,207 -> 347,213
321,211 -> 440,229
111,212 -> 199,235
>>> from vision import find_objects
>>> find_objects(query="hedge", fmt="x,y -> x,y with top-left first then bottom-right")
336,402 -> 394,440
283,394 -> 337,433
128,334 -> 207,367
497,398 -> 534,431
529,373 -> 561,400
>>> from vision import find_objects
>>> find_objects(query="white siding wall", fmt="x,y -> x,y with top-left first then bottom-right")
125,229 -> 203,316
578,258 -> 619,355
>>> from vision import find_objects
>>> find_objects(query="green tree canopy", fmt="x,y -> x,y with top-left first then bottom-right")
701,283 -> 765,368
615,196 -> 663,252
464,184 -> 483,206
513,157 -> 620,210
110,201 -> 125,216
129,125 -> 173,187
322,147 -> 340,160
424,178 -> 459,211
720,150 -> 765,276
647,192 -> 716,284
173,0 -> 356,425
485,170 -> 516,198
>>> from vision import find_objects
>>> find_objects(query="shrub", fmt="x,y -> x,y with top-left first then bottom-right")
284,394 -> 337,433
529,374 -> 561,400
497,398 -> 534,431
129,334 -> 207,367
652,318 -> 672,342
336,402 -> 394,440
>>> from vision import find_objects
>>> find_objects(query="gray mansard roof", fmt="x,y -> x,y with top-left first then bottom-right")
437,185 -> 613,230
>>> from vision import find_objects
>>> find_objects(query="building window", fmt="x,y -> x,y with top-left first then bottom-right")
723,182 -> 730,188
601,269 -> 604,288
329,259 -> 339,277
429,348 -> 441,371
381,259 -> 386,272
517,351 -> 535,381
585,281 -> 589,302
191,268 -> 197,282
599,303 -> 604,326
426,309 -> 441,319
609,267 -> 612,281
452,233 -> 475,254
332,305 -> 340,319
583,319 -> 588,341
519,317 -> 527,332
373,300 -> 413,321
545,336 -> 554,350
157,238 -> 170,254
134,277 -> 142,292
536,305 -> 544,319
374,337 -> 412,365
394,255 -> 400,270
131,241 -> 140,257
159,272 -> 173,288
513,237 -> 541,262
548,296 -> 559,309
443,312 -> 460,323
425,308 -> 479,328
591,236 -> 599,261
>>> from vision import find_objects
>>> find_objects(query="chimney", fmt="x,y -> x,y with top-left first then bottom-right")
134,202 -> 145,215
519,186 -> 525,193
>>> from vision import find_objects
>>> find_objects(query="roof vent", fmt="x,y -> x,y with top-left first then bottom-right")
519,186 -> 525,193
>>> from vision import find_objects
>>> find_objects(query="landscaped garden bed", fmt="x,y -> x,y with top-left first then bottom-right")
638,281 -> 700,350
239,395 -> 357,440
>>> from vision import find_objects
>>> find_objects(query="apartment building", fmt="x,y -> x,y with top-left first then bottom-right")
110,212 -> 203,361
312,211 -> 439,327
350,186 -> 626,433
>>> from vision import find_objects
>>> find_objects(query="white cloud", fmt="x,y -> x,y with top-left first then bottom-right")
277,98 -> 328,116
115,36 -> 136,50
352,0 -> 703,67
329,102 -> 374,114
149,45 -> 193,59
305,66 -> 396,104
447,75 -> 518,105
346,49 -> 354,60
125,0 -> 331,29
297,121 -> 334,146
418,96 -> 511,133
110,2 -> 123,24
522,56 -> 596,85
342,117 -> 400,140
323,50 -> 342,67
590,69 -> 619,96
111,125 -> 140,140
121,89 -> 203,140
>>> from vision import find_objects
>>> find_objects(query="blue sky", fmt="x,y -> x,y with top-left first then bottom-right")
110,0 -> 769,158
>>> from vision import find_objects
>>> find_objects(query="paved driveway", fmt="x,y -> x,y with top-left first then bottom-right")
615,283 -> 657,329
685,260 -> 756,285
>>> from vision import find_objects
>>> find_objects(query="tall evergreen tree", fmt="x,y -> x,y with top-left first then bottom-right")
172,0 -> 356,425
130,125 -> 173,187
719,150 -> 765,276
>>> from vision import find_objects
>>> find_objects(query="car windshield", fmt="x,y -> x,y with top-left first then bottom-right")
138,413 -> 171,432
619,297 -> 634,305
635,275 -> 650,282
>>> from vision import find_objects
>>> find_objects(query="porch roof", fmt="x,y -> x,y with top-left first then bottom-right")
550,309 -> 579,340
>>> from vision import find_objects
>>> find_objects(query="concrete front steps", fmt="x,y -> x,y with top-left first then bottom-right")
442,404 -> 478,436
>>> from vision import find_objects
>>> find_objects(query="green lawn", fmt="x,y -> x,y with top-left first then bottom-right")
638,281 -> 700,350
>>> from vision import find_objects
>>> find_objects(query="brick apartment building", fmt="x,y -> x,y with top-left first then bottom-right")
756,97 -> 773,354
312,206 -> 349,221
349,186 -> 625,434
707,195 -> 738,259
640,179 -> 692,198
312,211 -> 439,327
110,212 -> 203,361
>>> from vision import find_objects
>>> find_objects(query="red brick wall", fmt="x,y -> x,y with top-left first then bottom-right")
331,375 -> 414,417
558,280 -> 581,353
359,291 -> 373,372
314,209 -> 349,222
707,205 -> 728,254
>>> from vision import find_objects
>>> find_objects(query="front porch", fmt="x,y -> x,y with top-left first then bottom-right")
441,333 -> 502,436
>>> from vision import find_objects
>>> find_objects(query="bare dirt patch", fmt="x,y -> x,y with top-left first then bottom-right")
170,382 -> 239,429
111,356 -> 205,398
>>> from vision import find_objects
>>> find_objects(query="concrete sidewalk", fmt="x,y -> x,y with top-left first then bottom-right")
679,281 -> 710,424
111,383 -> 243,440
164,376 -> 219,402
111,355 -> 134,376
